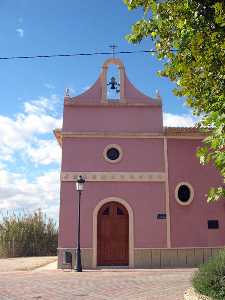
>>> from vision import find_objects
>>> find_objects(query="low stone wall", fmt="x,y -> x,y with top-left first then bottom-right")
134,247 -> 222,268
58,247 -> 222,269
58,248 -> 93,269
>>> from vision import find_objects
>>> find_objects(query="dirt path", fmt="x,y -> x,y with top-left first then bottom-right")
33,260 -> 57,271
0,256 -> 57,272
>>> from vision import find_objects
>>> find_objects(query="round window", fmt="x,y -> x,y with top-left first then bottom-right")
175,182 -> 194,206
106,148 -> 120,161
103,144 -> 123,163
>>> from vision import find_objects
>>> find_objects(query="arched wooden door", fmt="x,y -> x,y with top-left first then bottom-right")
97,201 -> 129,266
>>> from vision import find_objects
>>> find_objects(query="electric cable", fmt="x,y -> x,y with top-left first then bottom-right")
0,49 -> 177,61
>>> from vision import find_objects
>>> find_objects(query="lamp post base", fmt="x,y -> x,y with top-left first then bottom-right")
74,266 -> 82,272
74,249 -> 82,272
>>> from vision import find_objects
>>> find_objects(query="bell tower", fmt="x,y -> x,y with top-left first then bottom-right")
101,58 -> 126,103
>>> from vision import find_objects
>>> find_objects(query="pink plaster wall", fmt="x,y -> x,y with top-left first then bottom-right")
168,139 -> 225,247
58,181 -> 167,248
62,105 -> 163,133
61,138 -> 164,172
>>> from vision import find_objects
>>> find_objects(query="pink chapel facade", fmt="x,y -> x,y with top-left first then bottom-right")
54,58 -> 225,269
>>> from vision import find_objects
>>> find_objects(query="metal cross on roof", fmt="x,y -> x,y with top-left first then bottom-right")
109,44 -> 117,58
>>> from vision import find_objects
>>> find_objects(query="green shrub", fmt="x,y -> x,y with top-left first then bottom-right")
0,209 -> 58,257
192,250 -> 225,300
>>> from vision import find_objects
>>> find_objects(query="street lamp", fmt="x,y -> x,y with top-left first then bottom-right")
75,175 -> 85,272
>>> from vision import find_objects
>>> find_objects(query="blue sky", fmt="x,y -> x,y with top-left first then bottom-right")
0,0 -> 196,220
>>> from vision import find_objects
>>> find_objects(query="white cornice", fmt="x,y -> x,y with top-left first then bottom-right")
64,100 -> 161,107
54,129 -> 207,147
61,131 -> 164,139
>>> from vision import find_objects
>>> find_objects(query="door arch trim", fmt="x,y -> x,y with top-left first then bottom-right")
93,197 -> 134,268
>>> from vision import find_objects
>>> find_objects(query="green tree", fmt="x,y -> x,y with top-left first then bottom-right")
124,0 -> 225,201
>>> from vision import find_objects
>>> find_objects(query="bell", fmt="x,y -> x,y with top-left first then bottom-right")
108,77 -> 116,89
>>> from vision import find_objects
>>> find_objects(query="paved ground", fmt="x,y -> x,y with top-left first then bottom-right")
0,268 -> 195,300
0,257 -> 57,272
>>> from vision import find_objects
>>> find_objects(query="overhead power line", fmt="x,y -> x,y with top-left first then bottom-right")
0,49 -> 177,61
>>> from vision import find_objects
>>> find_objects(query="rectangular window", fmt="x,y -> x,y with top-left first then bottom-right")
208,220 -> 219,229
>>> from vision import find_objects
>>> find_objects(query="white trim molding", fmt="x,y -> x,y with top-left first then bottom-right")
92,197 -> 134,268
61,171 -> 166,182
175,182 -> 194,206
103,144 -> 123,164
53,129 -> 206,147
61,131 -> 164,139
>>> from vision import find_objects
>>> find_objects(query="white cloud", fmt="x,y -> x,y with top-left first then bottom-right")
26,139 -> 61,165
0,96 -> 62,219
0,96 -> 62,164
0,167 -> 60,220
24,96 -> 58,114
16,28 -> 24,38
163,112 -> 198,127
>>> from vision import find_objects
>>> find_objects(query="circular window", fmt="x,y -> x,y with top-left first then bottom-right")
175,182 -> 194,206
103,144 -> 123,163
106,148 -> 120,161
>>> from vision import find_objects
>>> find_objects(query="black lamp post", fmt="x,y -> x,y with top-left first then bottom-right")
75,175 -> 85,272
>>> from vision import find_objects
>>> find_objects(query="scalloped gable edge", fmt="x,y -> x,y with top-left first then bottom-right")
63,58 -> 161,106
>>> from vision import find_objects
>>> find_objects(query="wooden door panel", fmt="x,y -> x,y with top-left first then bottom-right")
97,202 -> 129,266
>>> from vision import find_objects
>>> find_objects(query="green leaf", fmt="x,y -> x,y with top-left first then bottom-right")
124,0 -> 225,202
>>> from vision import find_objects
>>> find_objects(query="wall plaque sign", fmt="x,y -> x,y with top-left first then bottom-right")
157,213 -> 167,220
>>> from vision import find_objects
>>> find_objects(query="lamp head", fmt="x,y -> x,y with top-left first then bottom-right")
76,175 -> 85,191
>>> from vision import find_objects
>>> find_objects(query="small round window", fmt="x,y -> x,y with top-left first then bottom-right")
103,144 -> 122,163
175,182 -> 194,206
106,148 -> 120,161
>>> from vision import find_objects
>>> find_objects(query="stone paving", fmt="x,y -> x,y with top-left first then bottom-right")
0,268 -> 195,300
